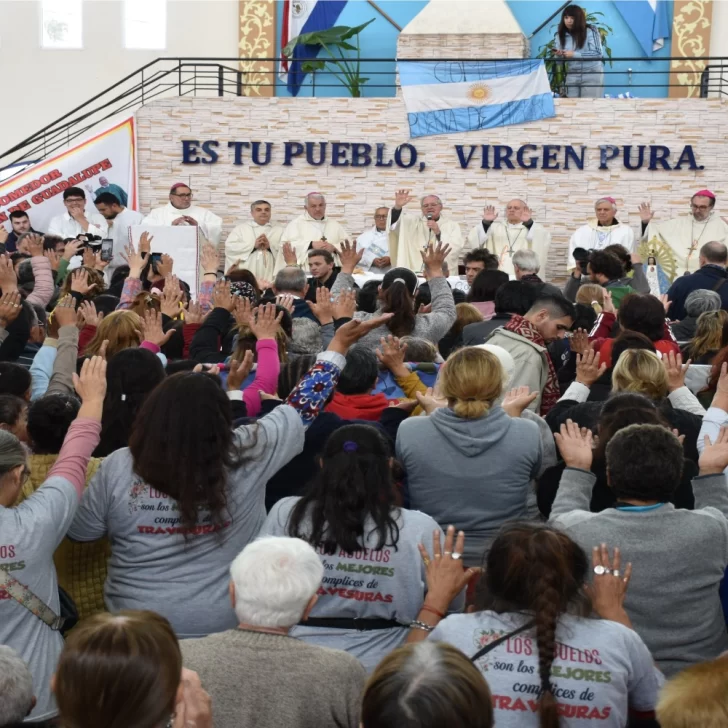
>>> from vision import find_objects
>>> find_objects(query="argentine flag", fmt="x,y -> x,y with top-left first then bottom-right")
613,0 -> 670,56
399,59 -> 555,139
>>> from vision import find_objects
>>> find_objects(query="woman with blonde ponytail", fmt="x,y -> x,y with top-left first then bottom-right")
405,523 -> 662,728
396,347 -> 543,564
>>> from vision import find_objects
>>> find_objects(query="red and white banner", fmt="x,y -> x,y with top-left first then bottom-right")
0,117 -> 137,234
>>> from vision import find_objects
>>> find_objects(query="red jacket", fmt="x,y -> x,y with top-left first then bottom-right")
325,391 -> 397,421
589,312 -> 678,368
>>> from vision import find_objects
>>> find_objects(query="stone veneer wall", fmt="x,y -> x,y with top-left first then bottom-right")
136,96 -> 726,282
397,33 -> 529,60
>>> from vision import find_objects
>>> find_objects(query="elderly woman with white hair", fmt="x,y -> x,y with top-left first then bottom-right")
180,536 -> 366,728
671,288 -> 723,342
566,197 -> 635,271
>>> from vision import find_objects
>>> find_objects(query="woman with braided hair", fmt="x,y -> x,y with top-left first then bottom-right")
406,523 -> 663,727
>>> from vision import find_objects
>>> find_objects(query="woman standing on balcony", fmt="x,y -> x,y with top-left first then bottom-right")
553,4 -> 604,98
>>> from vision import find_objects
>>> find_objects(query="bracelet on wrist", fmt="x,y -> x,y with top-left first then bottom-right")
420,604 -> 445,620
409,620 -> 435,633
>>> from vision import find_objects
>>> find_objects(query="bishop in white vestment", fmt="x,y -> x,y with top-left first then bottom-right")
356,207 -> 395,273
386,190 -> 463,273
224,200 -> 282,280
276,193 -> 349,273
142,183 -> 223,245
567,197 -> 634,270
639,190 -> 728,281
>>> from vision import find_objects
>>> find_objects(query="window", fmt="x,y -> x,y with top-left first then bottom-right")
41,0 -> 82,49
124,0 -> 166,50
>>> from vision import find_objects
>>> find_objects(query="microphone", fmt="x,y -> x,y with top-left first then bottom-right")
426,214 -> 433,220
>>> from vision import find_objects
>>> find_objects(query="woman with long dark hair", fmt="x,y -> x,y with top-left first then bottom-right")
261,423 -> 460,671
329,240 -> 457,351
554,4 -> 604,98
407,524 -> 663,728
67,311 -> 390,638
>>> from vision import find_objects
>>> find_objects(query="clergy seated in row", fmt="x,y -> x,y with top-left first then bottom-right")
224,200 -> 281,281
466,198 -> 551,279
143,183 -> 223,245
567,197 -> 634,270
275,192 -> 348,273
387,189 -> 463,274
639,189 -> 728,280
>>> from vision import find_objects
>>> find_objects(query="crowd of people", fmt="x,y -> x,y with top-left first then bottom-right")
3,176 -> 728,728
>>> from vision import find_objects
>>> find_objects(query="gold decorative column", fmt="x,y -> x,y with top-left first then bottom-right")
238,0 -> 277,97
669,0 -> 713,98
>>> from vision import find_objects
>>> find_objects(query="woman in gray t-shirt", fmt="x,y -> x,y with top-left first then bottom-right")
260,423 -> 463,672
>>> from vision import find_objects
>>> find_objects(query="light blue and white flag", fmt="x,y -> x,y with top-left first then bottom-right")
613,0 -> 671,56
399,59 -> 555,139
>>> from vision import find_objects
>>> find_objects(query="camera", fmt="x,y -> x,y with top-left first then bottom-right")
572,247 -> 592,276
75,233 -> 103,251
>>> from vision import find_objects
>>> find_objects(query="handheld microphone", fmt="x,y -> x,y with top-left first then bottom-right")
427,214 -> 433,220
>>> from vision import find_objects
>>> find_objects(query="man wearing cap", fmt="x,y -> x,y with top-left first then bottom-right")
276,192 -> 348,273
224,199 -> 282,279
142,183 -> 223,244
566,197 -> 634,271
466,199 -> 552,279
639,191 -> 728,280
387,189 -> 463,273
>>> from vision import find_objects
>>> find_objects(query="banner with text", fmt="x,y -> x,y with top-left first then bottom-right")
0,117 -> 137,234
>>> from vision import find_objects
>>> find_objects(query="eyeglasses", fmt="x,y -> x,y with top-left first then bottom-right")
691,203 -> 711,211
171,192 -> 193,198
374,214 -> 388,219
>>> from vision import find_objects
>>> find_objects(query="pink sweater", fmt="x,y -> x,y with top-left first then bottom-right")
27,256 -> 55,308
47,418 -> 102,500
242,339 -> 280,418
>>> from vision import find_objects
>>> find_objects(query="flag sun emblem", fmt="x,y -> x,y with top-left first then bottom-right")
468,82 -> 490,102
292,1 -> 306,17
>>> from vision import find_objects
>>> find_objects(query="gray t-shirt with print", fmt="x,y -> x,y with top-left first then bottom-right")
260,496 -> 463,672
430,611 -> 664,728
67,405 -> 307,638
1,477 -> 79,721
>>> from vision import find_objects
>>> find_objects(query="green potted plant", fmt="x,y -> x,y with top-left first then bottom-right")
283,18 -> 375,98
537,11 -> 613,96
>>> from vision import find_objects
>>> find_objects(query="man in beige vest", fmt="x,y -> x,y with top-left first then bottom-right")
386,189 -> 463,273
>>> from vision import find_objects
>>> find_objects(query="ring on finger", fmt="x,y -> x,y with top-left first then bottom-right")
444,551 -> 452,555
452,552 -> 462,560
422,557 -> 431,567
593,565 -> 608,576
612,569 -> 620,578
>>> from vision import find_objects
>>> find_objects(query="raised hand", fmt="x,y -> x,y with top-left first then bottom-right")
61,239 -> 82,261
78,300 -> 103,328
211,280 -> 235,312
554,419 -> 594,471
82,247 -> 96,269
375,335 -> 408,376
663,350 -> 690,392
0,227 -> 7,245
139,231 -> 153,255
141,309 -> 175,348
332,289 -> 357,320
156,254 -> 174,278
329,313 -> 394,354
0,291 -> 22,328
482,205 -> 498,222
282,241 -> 298,266
122,242 -> 147,277
227,350 -> 255,391
44,250 -> 61,271
588,544 -> 632,627
520,205 -> 533,223
200,243 -> 218,276
306,286 -> 334,324
71,268 -> 98,296
249,302 -> 283,341
421,240 -> 452,278
575,349 -> 607,387
53,294 -> 78,329
602,289 -> 615,315
275,294 -> 295,315
699,425 -> 728,475
394,188 -> 415,209
0,255 -> 18,294
336,239 -> 364,274
26,233 -> 44,258
502,386 -> 539,418
73,355 -> 108,420
160,276 -> 183,319
185,301 -> 206,325
414,386 -> 448,415
232,296 -> 253,329
638,202 -> 654,223
570,328 -> 590,356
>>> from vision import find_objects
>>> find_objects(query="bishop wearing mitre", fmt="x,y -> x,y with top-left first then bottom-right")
386,189 -> 463,273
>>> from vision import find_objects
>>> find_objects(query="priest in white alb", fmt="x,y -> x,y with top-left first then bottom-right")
567,197 -> 634,270
142,183 -> 223,245
275,192 -> 349,273
466,199 -> 551,279
224,199 -> 282,280
356,207 -> 395,273
638,190 -> 728,280
387,189 -> 463,273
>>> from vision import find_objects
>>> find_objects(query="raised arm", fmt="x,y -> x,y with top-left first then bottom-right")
47,296 -> 81,396
413,241 -> 457,343
26,235 -> 55,308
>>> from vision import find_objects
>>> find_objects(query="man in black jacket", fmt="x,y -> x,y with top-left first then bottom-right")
666,241 -> 728,321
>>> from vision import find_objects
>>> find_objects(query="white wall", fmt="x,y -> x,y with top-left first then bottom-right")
0,0 -> 240,152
